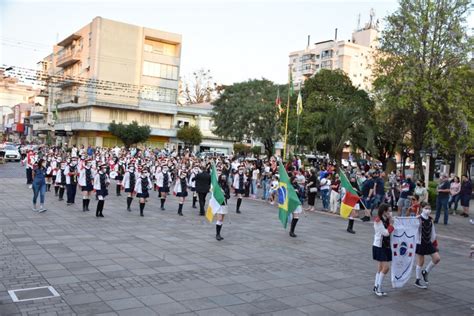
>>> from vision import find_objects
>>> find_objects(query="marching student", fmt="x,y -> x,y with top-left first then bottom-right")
52,157 -> 60,196
114,159 -> 126,196
233,166 -> 246,214
156,163 -> 171,211
173,170 -> 188,216
123,164 -> 137,212
55,161 -> 67,201
78,159 -> 94,212
134,166 -> 152,217
215,172 -> 230,241
372,203 -> 394,296
45,156 -> 54,192
414,203 -> 441,289
65,158 -> 79,205
189,166 -> 199,209
94,163 -> 110,217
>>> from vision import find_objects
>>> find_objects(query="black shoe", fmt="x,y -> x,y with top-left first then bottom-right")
199,212 -> 204,216
414,279 -> 427,289
216,234 -> 223,241
347,228 -> 356,234
99,214 -> 104,217
236,210 -> 241,214
161,207 -> 165,211
140,213 -> 144,217
193,205 -> 197,209
85,208 -> 90,212
127,207 -> 131,212
289,232 -> 297,238
421,270 -> 429,284
178,212 -> 183,216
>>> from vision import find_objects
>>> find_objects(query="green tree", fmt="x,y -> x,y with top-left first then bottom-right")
292,69 -> 374,163
108,121 -> 151,148
373,0 -> 473,178
176,125 -> 203,149
212,79 -> 284,157
233,143 -> 250,156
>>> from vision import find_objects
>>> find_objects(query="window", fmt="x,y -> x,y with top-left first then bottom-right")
143,61 -> 179,80
144,39 -> 177,56
177,120 -> 189,128
109,110 -> 128,122
140,86 -> 177,104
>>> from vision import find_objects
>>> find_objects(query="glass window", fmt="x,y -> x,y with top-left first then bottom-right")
143,61 -> 178,80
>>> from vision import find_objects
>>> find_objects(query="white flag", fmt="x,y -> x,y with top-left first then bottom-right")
391,217 -> 420,288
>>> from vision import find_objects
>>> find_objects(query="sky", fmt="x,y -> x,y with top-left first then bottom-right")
1,0 -> 401,85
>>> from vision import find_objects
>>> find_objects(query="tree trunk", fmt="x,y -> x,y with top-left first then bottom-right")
264,139 -> 274,158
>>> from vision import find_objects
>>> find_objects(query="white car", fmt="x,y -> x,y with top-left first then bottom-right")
3,145 -> 21,162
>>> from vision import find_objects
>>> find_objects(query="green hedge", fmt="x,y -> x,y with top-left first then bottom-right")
427,181 -> 438,209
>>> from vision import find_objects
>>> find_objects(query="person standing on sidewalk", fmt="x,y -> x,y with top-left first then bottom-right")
305,169 -> 318,212
448,176 -> 461,215
134,166 -> 152,217
195,166 -> 211,216
460,175 -> 472,218
329,173 -> 341,214
122,164 -> 137,212
32,158 -> 48,213
233,166 -> 247,214
434,174 -> 451,225
78,159 -> 94,212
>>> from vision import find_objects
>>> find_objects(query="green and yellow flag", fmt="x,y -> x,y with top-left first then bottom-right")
205,163 -> 225,222
278,162 -> 302,228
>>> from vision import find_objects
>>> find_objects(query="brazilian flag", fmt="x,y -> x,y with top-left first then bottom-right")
278,162 -> 302,228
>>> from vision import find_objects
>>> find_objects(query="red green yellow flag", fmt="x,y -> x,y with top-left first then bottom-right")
339,169 -> 360,219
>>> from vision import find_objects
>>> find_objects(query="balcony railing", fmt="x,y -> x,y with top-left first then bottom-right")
56,50 -> 81,68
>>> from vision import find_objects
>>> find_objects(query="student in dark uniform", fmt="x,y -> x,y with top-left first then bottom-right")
372,203 -> 394,296
156,164 -> 171,211
195,167 -> 211,216
55,162 -> 67,201
232,166 -> 246,214
135,167 -> 152,217
414,203 -> 441,289
94,163 -> 110,217
114,160 -> 126,196
78,159 -> 94,212
123,164 -> 137,212
174,170 -> 188,216
65,158 -> 79,205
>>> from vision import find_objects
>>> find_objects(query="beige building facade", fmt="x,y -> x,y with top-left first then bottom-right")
39,17 -> 182,148
289,20 -> 378,91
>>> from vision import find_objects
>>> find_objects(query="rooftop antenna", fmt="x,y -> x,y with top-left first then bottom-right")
357,13 -> 361,30
307,35 -> 310,50
369,8 -> 375,28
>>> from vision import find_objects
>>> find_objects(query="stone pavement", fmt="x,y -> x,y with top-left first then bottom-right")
0,162 -> 473,316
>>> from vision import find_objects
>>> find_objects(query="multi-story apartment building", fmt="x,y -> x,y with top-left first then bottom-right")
289,17 -> 378,91
39,17 -> 182,148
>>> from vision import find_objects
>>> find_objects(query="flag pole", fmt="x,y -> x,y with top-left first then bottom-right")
295,112 -> 300,152
283,67 -> 291,161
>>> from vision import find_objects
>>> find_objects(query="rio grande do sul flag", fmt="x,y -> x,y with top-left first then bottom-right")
338,169 -> 360,219
277,162 -> 302,228
205,163 -> 225,223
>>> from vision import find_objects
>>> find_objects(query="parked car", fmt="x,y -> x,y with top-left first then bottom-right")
4,145 -> 21,162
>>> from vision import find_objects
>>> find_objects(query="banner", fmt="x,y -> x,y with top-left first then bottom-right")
391,217 -> 420,288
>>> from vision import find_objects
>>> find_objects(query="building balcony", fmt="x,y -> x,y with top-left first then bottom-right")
57,78 -> 80,88
56,50 -> 81,68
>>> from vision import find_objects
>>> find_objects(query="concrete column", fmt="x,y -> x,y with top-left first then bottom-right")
95,136 -> 103,147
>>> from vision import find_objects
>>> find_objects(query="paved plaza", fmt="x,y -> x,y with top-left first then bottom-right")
0,163 -> 473,316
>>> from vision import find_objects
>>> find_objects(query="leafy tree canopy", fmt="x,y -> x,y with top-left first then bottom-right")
177,125 -> 203,147
108,121 -> 151,148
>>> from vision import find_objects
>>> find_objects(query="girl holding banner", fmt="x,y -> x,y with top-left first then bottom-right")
372,203 -> 394,296
414,204 -> 440,289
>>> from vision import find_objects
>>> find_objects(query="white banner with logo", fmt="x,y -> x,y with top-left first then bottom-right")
391,217 -> 420,288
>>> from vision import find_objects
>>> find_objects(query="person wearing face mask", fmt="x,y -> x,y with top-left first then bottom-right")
134,166 -> 152,217
189,167 -> 199,209
414,203 -> 440,289
372,203 -> 394,296
233,166 -> 246,214
94,163 -> 110,217
45,156 -> 54,192
114,159 -> 126,196
78,159 -> 94,212
414,180 -> 428,204
52,157 -> 60,196
55,161 -> 67,201
65,158 -> 79,205
123,164 -> 137,212
156,163 -> 171,211
173,170 -> 188,216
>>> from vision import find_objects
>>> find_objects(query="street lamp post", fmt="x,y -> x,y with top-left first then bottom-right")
419,148 -> 438,189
